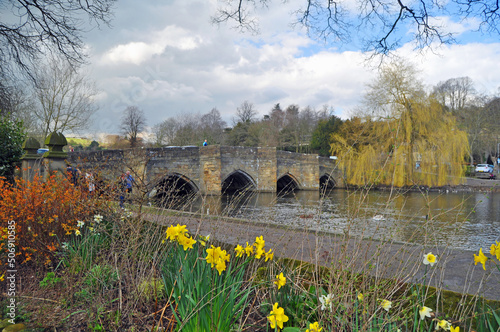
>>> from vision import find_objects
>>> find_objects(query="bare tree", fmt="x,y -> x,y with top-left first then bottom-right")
32,57 -> 98,140
152,118 -> 181,147
121,106 -> 147,148
212,1 -> 500,55
0,0 -> 114,81
234,100 -> 257,124
433,77 -> 476,113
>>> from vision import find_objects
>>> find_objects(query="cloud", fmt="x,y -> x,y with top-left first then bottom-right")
101,26 -> 203,65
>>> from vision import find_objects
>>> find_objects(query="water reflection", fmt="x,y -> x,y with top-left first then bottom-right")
164,189 -> 500,251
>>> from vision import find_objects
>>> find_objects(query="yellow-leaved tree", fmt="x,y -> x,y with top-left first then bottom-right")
331,60 -> 469,187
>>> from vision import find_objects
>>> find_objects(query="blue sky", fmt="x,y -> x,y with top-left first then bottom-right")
81,0 -> 500,136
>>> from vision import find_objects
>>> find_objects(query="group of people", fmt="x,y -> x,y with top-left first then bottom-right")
66,164 -> 135,208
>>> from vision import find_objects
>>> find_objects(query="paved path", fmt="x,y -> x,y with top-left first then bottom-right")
144,209 -> 500,301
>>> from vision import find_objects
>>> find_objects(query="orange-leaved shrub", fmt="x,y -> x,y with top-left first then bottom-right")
0,173 -> 101,266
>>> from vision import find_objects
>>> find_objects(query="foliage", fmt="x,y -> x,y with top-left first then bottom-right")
0,116 -> 25,182
39,272 -> 61,287
310,115 -> 343,156
331,61 -> 469,187
0,173 -> 100,266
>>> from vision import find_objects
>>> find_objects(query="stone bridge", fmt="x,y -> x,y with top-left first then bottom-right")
69,146 -> 343,196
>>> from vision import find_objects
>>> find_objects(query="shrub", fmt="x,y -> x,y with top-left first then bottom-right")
0,173 -> 101,266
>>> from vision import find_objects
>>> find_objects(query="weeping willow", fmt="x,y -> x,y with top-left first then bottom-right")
331,98 -> 469,188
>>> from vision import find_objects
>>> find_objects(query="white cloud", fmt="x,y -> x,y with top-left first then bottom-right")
101,26 -> 203,65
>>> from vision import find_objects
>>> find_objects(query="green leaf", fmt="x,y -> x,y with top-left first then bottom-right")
282,328 -> 302,332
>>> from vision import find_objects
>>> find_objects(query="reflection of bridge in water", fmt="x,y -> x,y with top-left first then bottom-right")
70,145 -> 343,197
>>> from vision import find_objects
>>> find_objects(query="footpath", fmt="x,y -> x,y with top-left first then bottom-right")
144,209 -> 500,301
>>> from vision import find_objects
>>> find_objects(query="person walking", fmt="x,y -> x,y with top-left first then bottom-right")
203,139 -> 208,146
125,171 -> 135,204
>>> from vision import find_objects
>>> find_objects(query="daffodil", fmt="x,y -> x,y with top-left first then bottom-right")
61,242 -> 69,250
267,302 -> 289,330
0,274 -> 4,282
380,299 -> 392,312
436,319 -> 451,330
357,293 -> 364,301
165,224 -> 187,241
199,234 -> 210,246
490,241 -> 500,260
77,220 -> 85,228
474,248 -> 488,270
75,229 -> 81,236
255,235 -> 265,250
274,272 -> 286,290
255,246 -> 265,259
94,214 -> 103,223
450,325 -> 460,332
265,248 -> 274,262
319,293 -> 334,312
177,234 -> 196,251
205,245 -> 230,275
423,252 -> 437,266
235,244 -> 245,257
306,321 -> 322,332
244,242 -> 254,256
419,306 -> 433,320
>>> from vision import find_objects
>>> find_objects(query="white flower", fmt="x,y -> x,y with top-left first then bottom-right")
77,220 -> 85,228
94,214 -> 103,223
419,306 -> 433,320
61,242 -> 69,250
319,294 -> 334,312
423,252 -> 437,266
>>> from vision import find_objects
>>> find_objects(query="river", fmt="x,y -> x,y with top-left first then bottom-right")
163,189 -> 500,251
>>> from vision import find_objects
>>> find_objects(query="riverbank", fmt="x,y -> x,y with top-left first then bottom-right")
142,207 -> 500,301
366,176 -> 500,193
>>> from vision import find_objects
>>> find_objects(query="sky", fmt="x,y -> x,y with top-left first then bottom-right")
82,0 -> 500,136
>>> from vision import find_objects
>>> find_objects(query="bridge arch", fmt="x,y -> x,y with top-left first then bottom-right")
222,170 -> 256,193
277,173 -> 300,194
320,173 -> 336,192
151,173 -> 199,203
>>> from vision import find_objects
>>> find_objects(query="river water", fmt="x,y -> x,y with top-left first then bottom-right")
168,189 -> 500,251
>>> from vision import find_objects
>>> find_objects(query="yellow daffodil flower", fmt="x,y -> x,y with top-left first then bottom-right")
244,242 -> 254,256
436,319 -> 451,330
450,325 -> 459,332
268,302 -> 289,330
255,246 -> 265,259
255,235 -> 265,249
380,299 -> 392,312
490,241 -> 500,260
274,272 -> 286,290
165,224 -> 187,241
235,244 -> 245,257
75,229 -> 81,236
419,306 -> 433,320
265,248 -> 274,262
0,274 -> 4,282
206,245 -> 230,274
306,321 -> 322,332
474,248 -> 488,270
423,252 -> 437,266
177,234 -> 196,251
199,234 -> 210,246
357,293 -> 364,301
